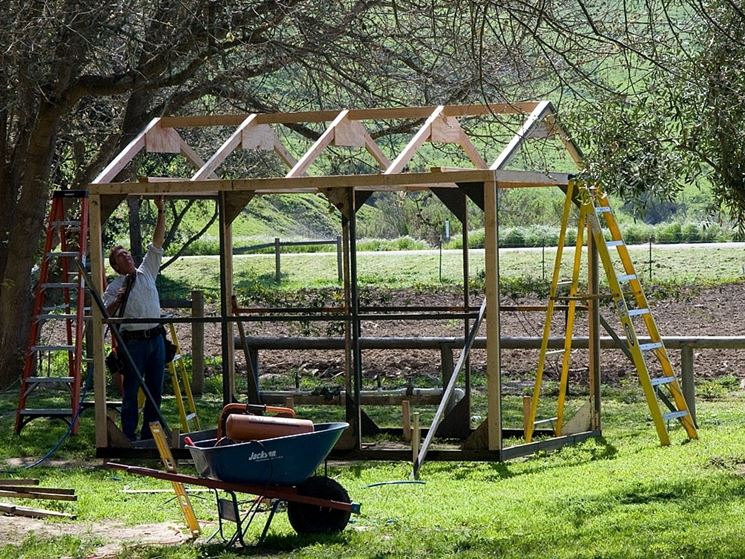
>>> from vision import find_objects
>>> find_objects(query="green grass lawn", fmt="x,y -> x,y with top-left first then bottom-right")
2,383 -> 745,558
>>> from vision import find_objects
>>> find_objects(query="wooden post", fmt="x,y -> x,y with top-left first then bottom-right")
411,412 -> 420,476
522,395 -> 531,437
440,344 -> 454,388
681,345 -> 696,423
274,237 -> 281,283
89,194 -> 108,448
483,179 -> 502,451
218,193 -> 236,404
402,400 -> 411,442
190,290 -> 204,395
336,235 -> 343,282
284,396 -> 295,410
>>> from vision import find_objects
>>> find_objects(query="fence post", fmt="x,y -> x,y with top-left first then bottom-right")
336,235 -> 342,282
681,345 -> 696,423
190,290 -> 204,395
274,237 -> 281,283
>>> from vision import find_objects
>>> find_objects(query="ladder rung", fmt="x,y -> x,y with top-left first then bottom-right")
617,274 -> 638,283
606,240 -> 624,247
595,206 -> 612,213
534,417 -> 557,426
650,376 -> 676,387
545,349 -> 565,356
662,410 -> 688,421
36,313 -> 77,320
51,220 -> 81,227
41,282 -> 79,289
18,409 -> 74,417
46,252 -> 80,258
627,308 -> 650,317
31,345 -> 75,352
26,376 -> 75,384
639,342 -> 663,352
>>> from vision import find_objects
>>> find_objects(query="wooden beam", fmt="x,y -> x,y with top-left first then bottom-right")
483,178 -> 502,451
89,194 -> 108,448
90,169 -> 570,196
192,114 -> 258,180
490,101 -> 555,170
287,110 -> 349,177
92,118 -> 159,183
158,102 -> 541,128
545,114 -> 585,167
178,137 -> 218,178
385,106 -> 444,175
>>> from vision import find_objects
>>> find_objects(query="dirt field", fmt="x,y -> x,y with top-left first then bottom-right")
181,281 -> 745,392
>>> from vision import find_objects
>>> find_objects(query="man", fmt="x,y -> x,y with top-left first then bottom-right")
103,197 -> 166,441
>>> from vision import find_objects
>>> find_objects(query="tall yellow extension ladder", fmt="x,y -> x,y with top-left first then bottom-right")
526,181 -> 698,446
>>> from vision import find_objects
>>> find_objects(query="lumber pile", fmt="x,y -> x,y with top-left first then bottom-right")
0,478 -> 76,519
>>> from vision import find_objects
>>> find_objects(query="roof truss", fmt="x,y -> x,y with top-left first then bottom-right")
90,101 -> 583,200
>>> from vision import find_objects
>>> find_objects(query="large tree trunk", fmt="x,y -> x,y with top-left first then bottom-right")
0,105 -> 60,388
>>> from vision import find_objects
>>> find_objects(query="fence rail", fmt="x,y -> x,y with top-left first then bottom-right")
237,334 -> 745,422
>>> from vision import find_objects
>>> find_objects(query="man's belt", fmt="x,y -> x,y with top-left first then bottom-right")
121,326 -> 163,341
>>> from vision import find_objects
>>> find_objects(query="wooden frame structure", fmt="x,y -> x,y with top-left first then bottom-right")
87,101 -> 601,460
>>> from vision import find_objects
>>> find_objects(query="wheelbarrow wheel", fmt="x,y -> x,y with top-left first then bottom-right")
287,476 -> 351,534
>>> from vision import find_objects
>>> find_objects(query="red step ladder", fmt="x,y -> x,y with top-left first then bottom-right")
15,190 -> 89,434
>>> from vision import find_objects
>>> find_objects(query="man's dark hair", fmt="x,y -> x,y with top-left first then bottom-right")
109,245 -> 125,272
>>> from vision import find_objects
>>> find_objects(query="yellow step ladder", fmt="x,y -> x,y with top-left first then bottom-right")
526,181 -> 698,446
137,323 -> 200,433
166,323 -> 201,432
150,421 -> 201,538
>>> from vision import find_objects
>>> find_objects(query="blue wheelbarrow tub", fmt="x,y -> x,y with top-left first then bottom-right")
187,421 -> 349,486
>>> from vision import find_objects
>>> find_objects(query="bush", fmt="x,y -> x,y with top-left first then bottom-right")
657,222 -> 682,243
681,222 -> 701,242
622,222 -> 655,244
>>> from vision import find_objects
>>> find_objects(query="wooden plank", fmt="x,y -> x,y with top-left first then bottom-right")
0,489 -> 77,501
384,106 -> 444,175
286,110 -> 349,177
89,194 -> 108,449
483,178 -> 502,451
273,137 -> 298,168
490,101 -> 554,170
0,479 -> 39,486
192,114 -> 258,180
545,114 -> 585,166
242,122 -> 275,150
158,102 -> 540,128
0,485 -> 72,494
92,118 -> 159,183
334,119 -> 367,147
178,137 -> 218,178
89,169 -> 570,195
145,123 -> 181,153
0,502 -> 75,519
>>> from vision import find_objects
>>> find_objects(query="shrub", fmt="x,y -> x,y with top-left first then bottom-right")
681,222 -> 701,242
657,222 -> 682,243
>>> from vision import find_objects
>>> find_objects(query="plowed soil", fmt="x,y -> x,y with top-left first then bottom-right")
181,281 -> 745,391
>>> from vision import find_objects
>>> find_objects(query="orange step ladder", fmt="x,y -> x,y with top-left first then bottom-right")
15,190 -> 89,434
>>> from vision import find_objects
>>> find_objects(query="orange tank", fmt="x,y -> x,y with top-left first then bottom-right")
225,414 -> 314,441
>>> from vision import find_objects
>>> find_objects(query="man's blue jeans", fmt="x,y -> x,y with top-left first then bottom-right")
121,334 -> 166,441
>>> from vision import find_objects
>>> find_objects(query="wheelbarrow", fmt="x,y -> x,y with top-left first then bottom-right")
109,408 -> 359,547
